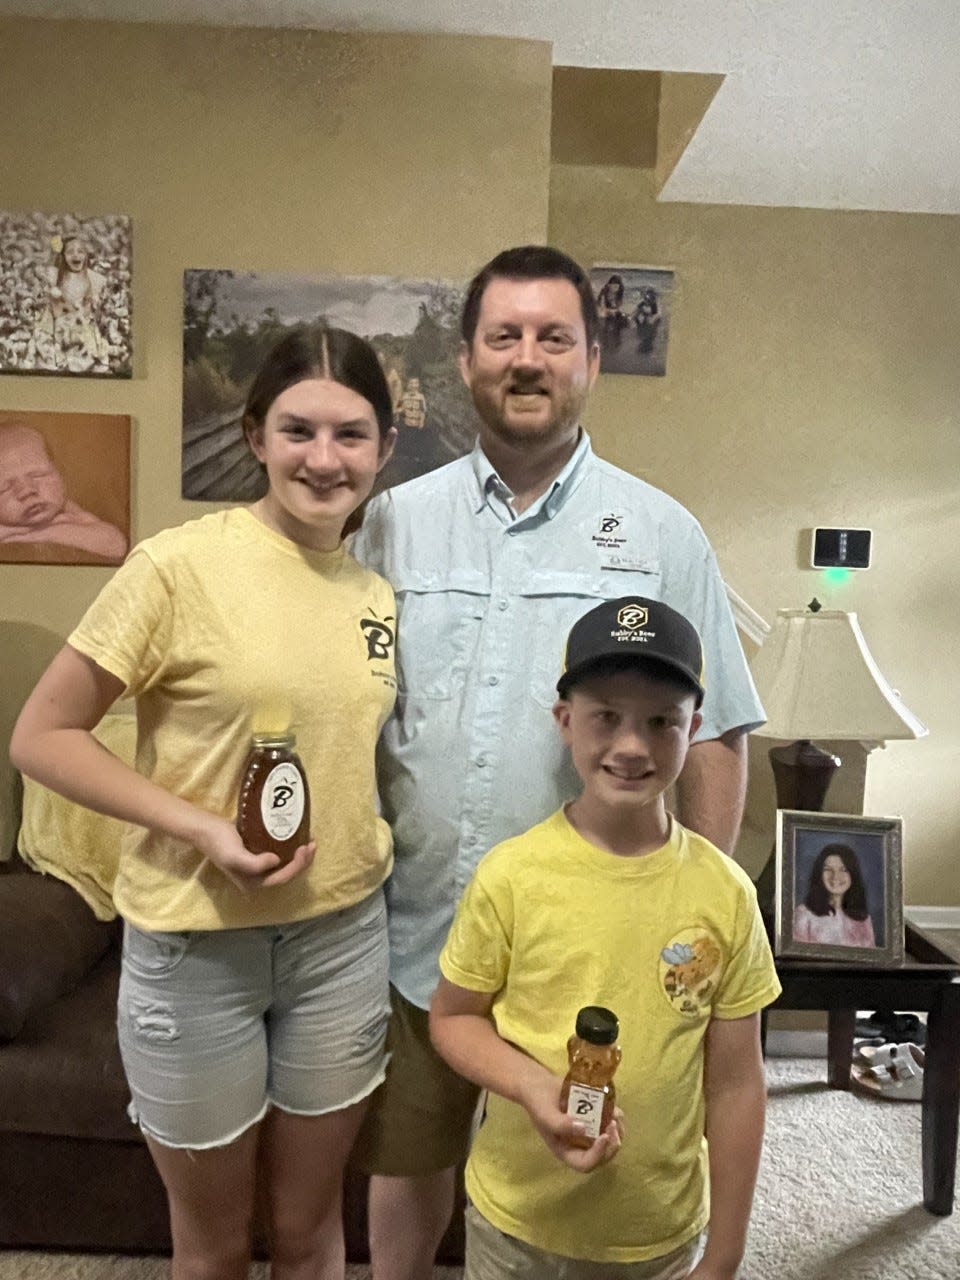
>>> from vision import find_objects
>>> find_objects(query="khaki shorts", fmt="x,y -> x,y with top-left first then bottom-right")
350,984 -> 481,1176
465,1205 -> 705,1279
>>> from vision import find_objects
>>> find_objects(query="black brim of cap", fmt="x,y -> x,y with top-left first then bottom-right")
556,653 -> 704,706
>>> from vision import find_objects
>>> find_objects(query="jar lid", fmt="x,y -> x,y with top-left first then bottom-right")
252,732 -> 296,748
575,1005 -> 619,1045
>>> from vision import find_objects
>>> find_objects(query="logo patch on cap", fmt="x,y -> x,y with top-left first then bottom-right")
617,604 -> 649,630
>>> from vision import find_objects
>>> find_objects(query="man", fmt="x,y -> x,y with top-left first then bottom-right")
350,245 -> 764,1280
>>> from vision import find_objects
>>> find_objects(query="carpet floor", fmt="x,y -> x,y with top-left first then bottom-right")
1,1058 -> 957,1279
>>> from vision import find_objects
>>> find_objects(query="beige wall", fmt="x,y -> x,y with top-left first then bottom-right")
3,17 -> 958,908
0,17 -> 551,628
550,164 -> 960,906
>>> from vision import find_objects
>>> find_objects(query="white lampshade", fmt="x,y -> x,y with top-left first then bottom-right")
751,607 -> 927,742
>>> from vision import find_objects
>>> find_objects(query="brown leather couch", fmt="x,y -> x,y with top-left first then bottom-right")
0,620 -> 464,1261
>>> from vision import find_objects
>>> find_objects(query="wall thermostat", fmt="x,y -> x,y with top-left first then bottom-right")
810,527 -> 872,570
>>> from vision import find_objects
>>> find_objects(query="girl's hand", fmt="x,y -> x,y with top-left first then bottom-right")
195,815 -> 315,892
518,1072 -> 624,1173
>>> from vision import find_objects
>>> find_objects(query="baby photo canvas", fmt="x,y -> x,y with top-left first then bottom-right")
0,409 -> 130,565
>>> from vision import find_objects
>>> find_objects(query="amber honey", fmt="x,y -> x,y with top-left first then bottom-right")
236,733 -> 310,865
558,1005 -> 621,1148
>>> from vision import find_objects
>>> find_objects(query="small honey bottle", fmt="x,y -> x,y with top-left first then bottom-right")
558,1005 -> 621,1148
236,733 -> 310,866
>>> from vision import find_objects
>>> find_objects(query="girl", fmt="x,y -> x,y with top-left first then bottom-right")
793,843 -> 876,947
33,234 -> 111,371
12,324 -> 398,1279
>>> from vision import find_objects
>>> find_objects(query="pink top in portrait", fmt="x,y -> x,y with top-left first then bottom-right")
793,904 -> 876,947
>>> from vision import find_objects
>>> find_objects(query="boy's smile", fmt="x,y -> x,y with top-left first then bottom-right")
553,668 -> 702,852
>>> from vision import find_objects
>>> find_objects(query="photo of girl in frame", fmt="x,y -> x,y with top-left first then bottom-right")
775,811 -> 904,964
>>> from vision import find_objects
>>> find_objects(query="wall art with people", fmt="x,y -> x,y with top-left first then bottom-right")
589,263 -> 673,377
774,810 -> 904,964
0,211 -> 132,377
0,409 -> 130,565
181,268 -> 478,506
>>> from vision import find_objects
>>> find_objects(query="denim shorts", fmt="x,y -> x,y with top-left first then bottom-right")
117,889 -> 390,1149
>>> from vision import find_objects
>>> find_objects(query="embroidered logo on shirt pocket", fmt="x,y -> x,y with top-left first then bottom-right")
659,928 -> 723,1019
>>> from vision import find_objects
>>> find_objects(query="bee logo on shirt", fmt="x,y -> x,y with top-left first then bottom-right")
599,514 -> 622,534
360,612 -> 395,662
660,930 -> 723,1017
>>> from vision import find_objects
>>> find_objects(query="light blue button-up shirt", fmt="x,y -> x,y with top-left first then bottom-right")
352,433 -> 764,1008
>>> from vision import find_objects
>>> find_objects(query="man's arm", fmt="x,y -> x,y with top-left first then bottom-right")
674,728 -> 748,854
429,976 -> 620,1173
689,1013 -> 766,1280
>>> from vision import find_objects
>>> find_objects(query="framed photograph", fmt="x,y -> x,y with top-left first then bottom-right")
774,810 -> 904,965
0,409 -> 130,565
181,267 -> 477,504
589,263 -> 674,376
0,210 -> 132,377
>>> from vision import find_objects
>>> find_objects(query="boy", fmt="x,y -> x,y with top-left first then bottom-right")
430,596 -> 781,1279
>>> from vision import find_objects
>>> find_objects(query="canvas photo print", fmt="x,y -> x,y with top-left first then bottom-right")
590,264 -> 674,376
0,409 -> 130,565
0,211 -> 132,377
182,268 -> 479,503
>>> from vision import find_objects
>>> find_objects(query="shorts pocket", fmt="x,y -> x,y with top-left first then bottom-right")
122,924 -> 192,979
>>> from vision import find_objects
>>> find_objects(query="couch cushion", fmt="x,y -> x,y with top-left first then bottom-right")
17,705 -> 135,921
0,950 -> 134,1141
0,621 -> 64,865
0,870 -> 114,1040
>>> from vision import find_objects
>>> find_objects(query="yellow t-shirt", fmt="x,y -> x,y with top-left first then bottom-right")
439,808 -> 781,1264
69,507 -> 397,931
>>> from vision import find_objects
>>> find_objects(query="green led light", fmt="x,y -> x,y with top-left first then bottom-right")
822,567 -> 851,586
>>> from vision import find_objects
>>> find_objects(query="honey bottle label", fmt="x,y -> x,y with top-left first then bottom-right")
564,1083 -> 605,1139
260,762 -> 306,841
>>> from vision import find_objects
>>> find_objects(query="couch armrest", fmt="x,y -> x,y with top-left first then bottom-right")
0,866 -> 114,1041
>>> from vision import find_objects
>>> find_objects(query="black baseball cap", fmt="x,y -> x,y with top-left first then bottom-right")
557,597 -> 705,706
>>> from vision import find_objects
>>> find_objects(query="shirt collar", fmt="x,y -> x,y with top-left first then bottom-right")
469,430 -> 593,522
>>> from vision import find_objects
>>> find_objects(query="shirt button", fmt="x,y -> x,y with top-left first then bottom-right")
498,599 -> 508,611
476,755 -> 487,768
487,675 -> 499,686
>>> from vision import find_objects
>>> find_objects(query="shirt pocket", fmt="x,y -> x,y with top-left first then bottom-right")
392,567 -> 486,701
524,565 -> 662,709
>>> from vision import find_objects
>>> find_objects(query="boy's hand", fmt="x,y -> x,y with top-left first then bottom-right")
519,1073 -> 624,1173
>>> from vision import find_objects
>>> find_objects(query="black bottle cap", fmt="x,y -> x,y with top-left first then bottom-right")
575,1005 -> 619,1045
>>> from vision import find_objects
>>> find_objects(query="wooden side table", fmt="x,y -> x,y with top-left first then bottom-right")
765,919 -> 960,1215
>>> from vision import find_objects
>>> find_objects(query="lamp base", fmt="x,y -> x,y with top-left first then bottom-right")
755,739 -> 841,920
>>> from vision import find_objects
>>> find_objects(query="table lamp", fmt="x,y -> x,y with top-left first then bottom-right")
750,599 -> 927,914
